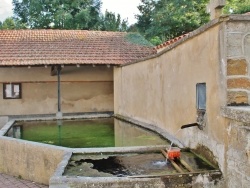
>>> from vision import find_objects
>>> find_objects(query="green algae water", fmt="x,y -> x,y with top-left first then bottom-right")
6,118 -> 168,148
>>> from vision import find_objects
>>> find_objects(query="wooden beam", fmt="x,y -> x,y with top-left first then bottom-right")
51,65 -> 57,76
179,159 -> 194,172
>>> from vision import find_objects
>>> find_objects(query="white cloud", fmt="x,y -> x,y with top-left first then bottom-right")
0,0 -> 13,22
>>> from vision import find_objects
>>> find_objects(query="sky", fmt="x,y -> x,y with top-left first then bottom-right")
0,0 -> 141,25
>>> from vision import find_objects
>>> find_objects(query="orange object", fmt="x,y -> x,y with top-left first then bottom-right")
167,147 -> 181,160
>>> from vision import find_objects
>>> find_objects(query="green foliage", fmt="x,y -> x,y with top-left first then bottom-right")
136,0 -> 210,45
223,0 -> 250,14
12,0 -> 129,31
136,0 -> 155,34
1,17 -> 16,30
100,10 -> 128,31
149,36 -> 162,46
12,0 -> 102,29
125,33 -> 154,47
0,17 -> 27,30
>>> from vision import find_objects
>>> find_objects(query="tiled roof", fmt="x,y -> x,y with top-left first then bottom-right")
0,30 -> 156,66
154,33 -> 190,51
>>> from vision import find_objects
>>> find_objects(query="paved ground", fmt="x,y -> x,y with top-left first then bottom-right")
0,173 -> 48,188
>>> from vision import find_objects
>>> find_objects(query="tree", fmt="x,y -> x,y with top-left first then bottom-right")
136,0 -> 156,34
136,0 -> 210,45
0,17 -> 27,30
1,17 -> 16,30
223,0 -> 250,14
12,0 -> 102,29
100,10 -> 128,31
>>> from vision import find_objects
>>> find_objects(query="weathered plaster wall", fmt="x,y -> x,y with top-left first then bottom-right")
0,66 -> 113,115
0,137 -> 65,185
115,24 -> 227,167
114,16 -> 250,187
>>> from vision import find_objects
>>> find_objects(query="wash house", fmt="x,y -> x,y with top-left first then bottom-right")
0,30 -> 155,116
0,1 -> 250,187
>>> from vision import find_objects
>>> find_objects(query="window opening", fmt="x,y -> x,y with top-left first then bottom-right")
3,83 -> 22,99
196,83 -> 206,111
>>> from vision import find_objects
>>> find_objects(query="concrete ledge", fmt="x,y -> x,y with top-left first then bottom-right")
70,145 -> 167,154
0,120 -> 15,136
221,106 -> 250,123
50,149 -> 222,188
8,111 -> 113,121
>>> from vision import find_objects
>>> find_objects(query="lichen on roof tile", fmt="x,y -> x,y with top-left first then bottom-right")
125,33 -> 154,47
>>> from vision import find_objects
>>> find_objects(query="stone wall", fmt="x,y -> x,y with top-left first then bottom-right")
221,107 -> 250,188
226,19 -> 250,105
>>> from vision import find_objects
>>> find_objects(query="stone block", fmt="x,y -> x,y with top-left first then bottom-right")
227,22 -> 250,33
242,178 -> 250,188
227,78 -> 250,90
227,59 -> 247,75
227,45 -> 243,57
244,34 -> 250,59
227,91 -> 248,105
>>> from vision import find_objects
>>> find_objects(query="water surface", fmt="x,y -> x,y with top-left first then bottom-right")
6,118 -> 168,148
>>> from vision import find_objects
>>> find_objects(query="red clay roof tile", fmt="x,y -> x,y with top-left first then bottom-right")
0,30 -> 156,66
154,33 -> 190,51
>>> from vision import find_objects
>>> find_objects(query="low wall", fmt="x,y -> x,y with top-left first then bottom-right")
0,120 -> 66,185
0,137 -> 66,185
50,150 -> 222,188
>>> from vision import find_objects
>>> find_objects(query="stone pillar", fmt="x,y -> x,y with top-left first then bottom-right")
207,0 -> 226,20
226,20 -> 250,106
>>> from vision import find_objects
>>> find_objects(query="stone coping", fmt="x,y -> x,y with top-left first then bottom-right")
221,106 -> 250,123
0,113 -> 170,153
6,111 -> 114,121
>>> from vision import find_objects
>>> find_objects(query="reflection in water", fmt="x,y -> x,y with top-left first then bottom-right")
6,125 -> 22,139
57,120 -> 62,146
114,119 -> 168,147
6,118 -> 168,148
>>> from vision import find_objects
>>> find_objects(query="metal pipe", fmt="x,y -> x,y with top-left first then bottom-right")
181,123 -> 199,129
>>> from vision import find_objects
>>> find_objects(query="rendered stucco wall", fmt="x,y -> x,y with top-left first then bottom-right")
0,66 -> 113,115
114,16 -> 250,187
0,137 -> 65,185
115,23 -> 227,154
